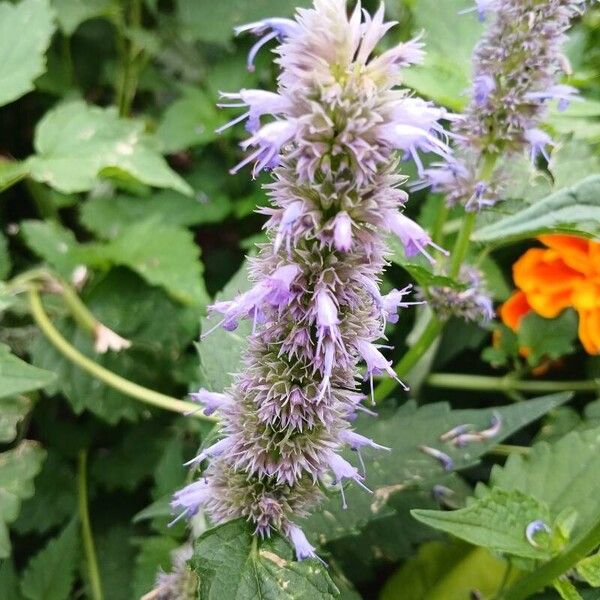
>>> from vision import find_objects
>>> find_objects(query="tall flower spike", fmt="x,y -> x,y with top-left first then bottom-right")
174,0 -> 450,561
421,0 -> 587,209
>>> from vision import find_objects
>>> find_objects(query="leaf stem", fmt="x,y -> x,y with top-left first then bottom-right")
78,450 -> 104,600
488,444 -> 530,457
427,373 -> 600,394
28,289 -> 217,421
501,515 -> 600,600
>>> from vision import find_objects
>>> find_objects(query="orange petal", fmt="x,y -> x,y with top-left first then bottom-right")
500,291 -> 531,331
539,235 -> 591,275
578,309 -> 600,355
572,280 -> 600,312
527,289 -> 574,319
513,248 -> 583,295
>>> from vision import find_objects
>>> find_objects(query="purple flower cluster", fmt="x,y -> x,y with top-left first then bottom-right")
421,0 -> 587,209
172,0 -> 451,561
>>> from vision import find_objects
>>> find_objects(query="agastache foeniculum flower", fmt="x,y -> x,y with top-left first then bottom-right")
421,0 -> 587,210
173,0 -> 452,562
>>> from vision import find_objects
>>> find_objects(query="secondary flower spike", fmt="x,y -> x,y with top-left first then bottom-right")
173,0 -> 451,562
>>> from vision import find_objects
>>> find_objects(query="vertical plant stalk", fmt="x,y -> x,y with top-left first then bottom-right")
78,450 -> 104,600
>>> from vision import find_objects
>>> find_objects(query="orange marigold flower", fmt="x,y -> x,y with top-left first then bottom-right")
500,234 -> 600,355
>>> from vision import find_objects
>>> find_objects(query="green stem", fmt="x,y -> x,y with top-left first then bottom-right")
78,450 -> 104,600
374,318 -> 444,402
489,444 -> 530,457
431,198 -> 450,247
427,373 -> 600,394
501,516 -> 600,600
28,289 -> 217,421
58,281 -> 98,333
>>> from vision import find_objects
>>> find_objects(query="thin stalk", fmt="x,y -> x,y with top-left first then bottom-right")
58,282 -> 98,333
28,289 -> 217,421
427,373 -> 600,394
78,451 -> 103,600
501,515 -> 600,600
488,444 -> 530,457
374,318 -> 443,402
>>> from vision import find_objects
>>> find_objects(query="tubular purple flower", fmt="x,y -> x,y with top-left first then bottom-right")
525,83 -> 579,112
387,211 -> 448,263
525,128 -> 555,163
174,0 -> 451,561
459,0 -> 497,21
189,389 -> 232,416
473,74 -> 496,106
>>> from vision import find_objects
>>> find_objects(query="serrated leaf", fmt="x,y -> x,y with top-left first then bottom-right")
0,396 -> 31,443
177,0 -> 310,44
473,175 -> 600,243
157,85 -> 221,152
576,553 -> 600,587
412,488 -> 553,560
0,442 -> 46,558
20,519 -> 79,600
481,426 -> 600,544
402,0 -> 482,110
12,451 -> 76,535
380,541 -> 518,600
0,0 -> 55,107
0,344 -> 55,400
518,310 -> 578,365
304,393 -> 569,545
192,519 -> 338,600
26,100 -> 192,195
198,261 -> 252,391
51,0 -> 112,35
132,537 -> 180,599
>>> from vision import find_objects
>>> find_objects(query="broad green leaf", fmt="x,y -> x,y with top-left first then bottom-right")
412,488 -> 553,560
553,579 -> 584,600
198,261 -> 252,391
480,426 -> 600,542
132,537 -> 180,599
0,344 -> 55,400
304,393 -> 570,545
26,100 -> 192,195
576,553 -> 600,587
0,160 -> 28,193
20,220 -> 82,278
0,442 -> 46,558
473,175 -> 600,243
51,0 -> 112,35
192,519 -> 338,600
0,560 -> 23,600
95,524 -> 137,600
12,451 -> 75,535
518,310 -> 579,366
99,219 -> 208,306
20,519 -> 79,600
380,541 -> 518,600
0,0 -> 55,107
0,396 -> 31,443
403,0 -> 483,110
157,85 -> 221,153
177,0 -> 310,44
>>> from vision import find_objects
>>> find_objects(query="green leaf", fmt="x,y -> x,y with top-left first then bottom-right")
380,541 -> 517,600
481,426 -> 600,543
402,0 -> 483,110
553,578 -> 584,600
132,537 -> 180,599
26,100 -> 192,195
0,442 -> 46,558
518,310 -> 579,365
0,396 -> 32,443
192,519 -> 339,600
198,261 -> 252,391
99,219 -> 208,306
0,0 -> 55,107
0,231 -> 11,280
94,524 -> 136,600
20,519 -> 79,600
0,344 -> 55,400
576,552 -> 600,587
412,488 -> 553,560
177,0 -> 310,44
12,451 -> 76,536
304,393 -> 570,545
473,175 -> 600,244
156,85 -> 221,153
20,220 -> 81,278
0,559 -> 23,600
51,0 -> 112,35
0,159 -> 28,193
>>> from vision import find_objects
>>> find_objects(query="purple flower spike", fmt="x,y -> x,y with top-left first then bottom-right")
332,211 -> 353,252
216,89 -> 291,133
388,212 -> 448,264
473,74 -> 496,106
525,84 -> 579,112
